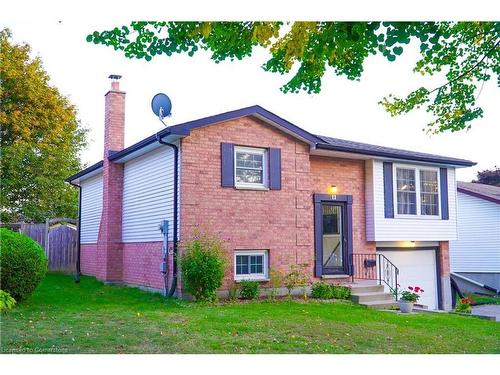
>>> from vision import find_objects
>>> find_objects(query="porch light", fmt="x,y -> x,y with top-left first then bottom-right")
328,185 -> 338,195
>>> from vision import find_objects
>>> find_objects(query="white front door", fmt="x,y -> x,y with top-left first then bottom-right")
378,249 -> 439,310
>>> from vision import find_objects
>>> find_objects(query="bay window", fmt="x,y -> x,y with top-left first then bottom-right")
234,250 -> 268,280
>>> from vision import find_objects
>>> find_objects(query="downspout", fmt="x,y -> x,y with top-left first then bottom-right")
70,182 -> 82,283
156,133 -> 179,298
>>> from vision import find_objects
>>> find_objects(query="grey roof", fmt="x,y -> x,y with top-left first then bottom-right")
316,135 -> 475,167
457,182 -> 500,204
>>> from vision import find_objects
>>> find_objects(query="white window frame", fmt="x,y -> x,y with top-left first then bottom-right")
393,164 -> 441,219
234,146 -> 268,190
234,250 -> 269,281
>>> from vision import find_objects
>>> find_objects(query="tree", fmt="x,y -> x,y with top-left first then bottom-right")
474,166 -> 500,186
87,22 -> 500,134
0,29 -> 87,222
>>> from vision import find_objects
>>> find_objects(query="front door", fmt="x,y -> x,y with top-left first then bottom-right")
321,202 -> 347,275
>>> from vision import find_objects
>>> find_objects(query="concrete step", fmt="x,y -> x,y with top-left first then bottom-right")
351,292 -> 394,304
362,300 -> 399,309
349,284 -> 385,294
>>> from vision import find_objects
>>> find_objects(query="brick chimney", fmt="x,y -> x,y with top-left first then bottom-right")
96,75 -> 125,282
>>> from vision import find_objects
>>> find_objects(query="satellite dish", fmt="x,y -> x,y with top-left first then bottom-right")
151,93 -> 172,124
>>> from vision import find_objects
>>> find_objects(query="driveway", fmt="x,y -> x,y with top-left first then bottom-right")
472,305 -> 500,321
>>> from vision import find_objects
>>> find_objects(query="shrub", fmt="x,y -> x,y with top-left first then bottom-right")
331,285 -> 351,300
311,282 -> 334,299
455,295 -> 474,314
0,228 -> 48,301
239,280 -> 260,300
180,231 -> 227,302
267,268 -> 283,300
227,284 -> 239,301
283,264 -> 309,297
0,290 -> 16,311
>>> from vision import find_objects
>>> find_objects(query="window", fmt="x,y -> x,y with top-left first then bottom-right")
234,146 -> 267,188
396,168 -> 417,215
394,165 -> 440,217
420,170 -> 439,216
234,250 -> 268,280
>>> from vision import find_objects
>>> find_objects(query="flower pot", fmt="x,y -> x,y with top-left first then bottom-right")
399,301 -> 414,313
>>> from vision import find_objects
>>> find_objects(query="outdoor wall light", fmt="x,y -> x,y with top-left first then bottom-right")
328,185 -> 338,195
404,241 -> 416,247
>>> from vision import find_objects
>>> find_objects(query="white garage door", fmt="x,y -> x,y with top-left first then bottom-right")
378,249 -> 439,310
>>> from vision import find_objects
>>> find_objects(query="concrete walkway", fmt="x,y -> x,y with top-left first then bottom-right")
472,304 -> 500,321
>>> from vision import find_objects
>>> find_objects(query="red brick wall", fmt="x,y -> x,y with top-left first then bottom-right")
95,83 -> 125,282
81,244 -> 97,276
179,117 -> 373,289
122,242 -> 174,291
438,241 -> 450,277
310,156 -> 376,255
180,117 -> 314,288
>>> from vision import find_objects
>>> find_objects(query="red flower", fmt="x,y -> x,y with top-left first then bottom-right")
414,287 -> 420,292
421,289 -> 424,293
408,286 -> 413,291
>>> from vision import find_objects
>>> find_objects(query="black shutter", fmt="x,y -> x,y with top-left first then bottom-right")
383,162 -> 394,218
269,148 -> 281,190
440,168 -> 449,220
221,143 -> 234,187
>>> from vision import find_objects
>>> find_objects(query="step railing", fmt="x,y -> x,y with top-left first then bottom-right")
349,253 -> 399,300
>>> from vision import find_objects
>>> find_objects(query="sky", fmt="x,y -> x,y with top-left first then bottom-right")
2,4 -> 499,182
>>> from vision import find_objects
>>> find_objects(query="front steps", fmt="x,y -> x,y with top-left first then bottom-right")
349,284 -> 398,309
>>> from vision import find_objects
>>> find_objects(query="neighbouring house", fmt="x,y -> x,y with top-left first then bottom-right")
67,77 -> 476,310
450,182 -> 500,294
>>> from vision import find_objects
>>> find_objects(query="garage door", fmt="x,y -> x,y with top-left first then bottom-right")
378,249 -> 439,310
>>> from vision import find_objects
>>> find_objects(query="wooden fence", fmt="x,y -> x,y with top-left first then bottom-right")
2,218 -> 78,273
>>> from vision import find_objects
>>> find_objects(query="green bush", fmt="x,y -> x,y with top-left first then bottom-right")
311,282 -> 334,299
331,285 -> 351,300
227,284 -> 239,301
283,264 -> 308,297
239,280 -> 260,300
180,231 -> 227,302
0,290 -> 16,311
0,228 -> 48,301
310,283 -> 351,300
267,268 -> 283,300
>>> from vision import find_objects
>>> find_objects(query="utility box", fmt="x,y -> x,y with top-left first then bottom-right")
160,261 -> 167,274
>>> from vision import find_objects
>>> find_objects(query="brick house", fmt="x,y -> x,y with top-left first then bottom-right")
67,78 -> 475,310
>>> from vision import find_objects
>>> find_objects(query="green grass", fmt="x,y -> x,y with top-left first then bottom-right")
470,294 -> 500,305
1,274 -> 499,354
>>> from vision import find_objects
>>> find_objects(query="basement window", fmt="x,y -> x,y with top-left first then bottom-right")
234,250 -> 268,281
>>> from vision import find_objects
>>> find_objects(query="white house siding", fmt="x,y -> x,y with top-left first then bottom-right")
365,160 -> 458,241
122,143 -> 179,242
450,192 -> 500,273
80,173 -> 103,244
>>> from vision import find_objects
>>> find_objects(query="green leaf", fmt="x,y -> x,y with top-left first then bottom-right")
393,46 -> 403,55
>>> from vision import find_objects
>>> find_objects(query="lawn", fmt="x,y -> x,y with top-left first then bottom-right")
1,274 -> 499,354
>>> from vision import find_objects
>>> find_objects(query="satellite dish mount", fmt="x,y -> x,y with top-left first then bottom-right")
151,93 -> 172,127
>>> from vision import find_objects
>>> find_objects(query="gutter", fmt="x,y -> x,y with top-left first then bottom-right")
156,133 -> 179,298
314,143 -> 476,167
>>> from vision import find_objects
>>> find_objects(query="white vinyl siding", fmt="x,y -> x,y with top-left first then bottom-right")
80,173 -> 103,244
122,144 -> 179,242
365,160 -> 458,241
450,192 -> 500,273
